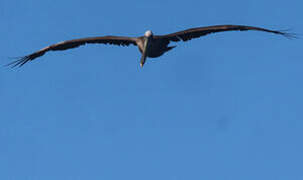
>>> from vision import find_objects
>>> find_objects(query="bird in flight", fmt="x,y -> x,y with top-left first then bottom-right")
7,24 -> 295,68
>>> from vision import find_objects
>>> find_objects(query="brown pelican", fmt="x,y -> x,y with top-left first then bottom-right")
8,25 -> 295,68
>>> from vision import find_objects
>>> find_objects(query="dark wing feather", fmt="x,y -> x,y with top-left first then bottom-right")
154,25 -> 296,42
7,36 -> 138,67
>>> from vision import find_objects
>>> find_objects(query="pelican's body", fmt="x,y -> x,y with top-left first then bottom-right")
136,30 -> 174,57
7,25 -> 295,68
135,30 -> 177,66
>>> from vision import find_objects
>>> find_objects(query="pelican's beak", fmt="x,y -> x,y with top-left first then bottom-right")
140,38 -> 149,68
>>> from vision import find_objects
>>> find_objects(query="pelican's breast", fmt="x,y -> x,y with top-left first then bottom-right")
147,38 -> 169,58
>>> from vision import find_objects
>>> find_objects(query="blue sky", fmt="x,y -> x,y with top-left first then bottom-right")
1,0 -> 302,179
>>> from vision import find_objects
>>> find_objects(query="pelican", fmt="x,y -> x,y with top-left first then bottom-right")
8,25 -> 295,68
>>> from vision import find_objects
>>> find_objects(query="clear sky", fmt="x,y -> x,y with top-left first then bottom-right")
1,0 -> 302,179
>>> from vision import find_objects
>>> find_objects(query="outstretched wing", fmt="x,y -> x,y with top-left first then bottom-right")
8,36 -> 138,67
154,24 -> 296,42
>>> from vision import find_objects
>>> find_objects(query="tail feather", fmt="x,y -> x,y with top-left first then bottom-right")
166,46 -> 176,52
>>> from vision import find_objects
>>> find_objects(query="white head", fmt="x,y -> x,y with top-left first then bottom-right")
144,30 -> 153,37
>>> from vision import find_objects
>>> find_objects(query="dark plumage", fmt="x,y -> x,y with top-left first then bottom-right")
7,25 -> 295,68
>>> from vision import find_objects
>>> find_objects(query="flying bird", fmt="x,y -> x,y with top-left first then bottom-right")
7,25 -> 295,68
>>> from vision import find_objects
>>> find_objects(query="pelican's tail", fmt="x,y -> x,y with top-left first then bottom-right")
166,46 -> 176,52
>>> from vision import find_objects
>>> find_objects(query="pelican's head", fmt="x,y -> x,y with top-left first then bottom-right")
144,30 -> 153,37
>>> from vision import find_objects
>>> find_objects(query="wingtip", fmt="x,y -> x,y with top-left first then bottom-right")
5,56 -> 31,68
277,29 -> 299,39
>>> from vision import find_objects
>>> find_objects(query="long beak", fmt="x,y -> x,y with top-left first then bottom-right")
140,38 -> 149,68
